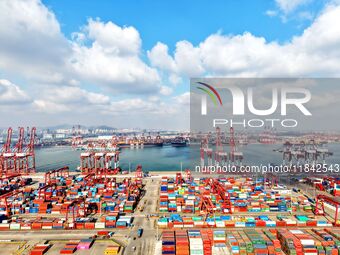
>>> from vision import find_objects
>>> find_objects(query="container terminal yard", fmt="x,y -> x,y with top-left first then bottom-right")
1,127 -> 340,255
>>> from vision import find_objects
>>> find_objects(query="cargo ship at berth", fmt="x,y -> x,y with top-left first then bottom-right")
117,135 -> 164,148
171,136 -> 188,147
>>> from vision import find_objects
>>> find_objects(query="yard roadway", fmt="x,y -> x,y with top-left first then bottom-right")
123,177 -> 160,255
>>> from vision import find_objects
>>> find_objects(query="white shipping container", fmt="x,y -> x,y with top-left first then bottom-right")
216,221 -> 225,227
189,239 -> 203,244
300,239 -> 315,246
95,222 -> 105,229
190,244 -> 204,249
213,237 -> 226,241
184,224 -> 194,228
194,221 -> 204,226
9,223 -> 20,230
266,221 -> 276,226
213,247 -> 229,255
235,222 -> 245,227
186,200 -> 194,205
290,230 -> 304,234
189,250 -> 204,255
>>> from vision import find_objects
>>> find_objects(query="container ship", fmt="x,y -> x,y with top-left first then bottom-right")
171,136 -> 188,147
117,135 -> 164,148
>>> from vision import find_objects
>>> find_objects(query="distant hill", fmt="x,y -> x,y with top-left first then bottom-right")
91,125 -> 117,130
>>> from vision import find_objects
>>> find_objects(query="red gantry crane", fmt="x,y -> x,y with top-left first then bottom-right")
198,194 -> 216,214
314,194 -> 340,226
44,166 -> 69,185
0,127 -> 14,175
0,189 -> 25,216
21,127 -> 36,174
215,127 -> 228,167
14,127 -> 25,174
208,178 -> 233,214
65,198 -> 88,229
80,142 -> 120,175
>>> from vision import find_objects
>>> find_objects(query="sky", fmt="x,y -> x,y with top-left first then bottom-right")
0,0 -> 340,130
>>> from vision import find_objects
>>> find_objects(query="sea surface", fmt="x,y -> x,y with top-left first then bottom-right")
35,143 -> 340,172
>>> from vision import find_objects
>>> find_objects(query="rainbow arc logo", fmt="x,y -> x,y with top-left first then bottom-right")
196,82 -> 223,106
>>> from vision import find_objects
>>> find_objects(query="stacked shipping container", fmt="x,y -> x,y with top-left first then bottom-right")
158,177 -> 314,215
162,229 -> 340,255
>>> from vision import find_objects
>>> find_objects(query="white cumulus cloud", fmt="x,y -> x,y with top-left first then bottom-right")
148,3 -> 340,78
70,19 -> 161,94
0,79 -> 32,105
275,0 -> 310,14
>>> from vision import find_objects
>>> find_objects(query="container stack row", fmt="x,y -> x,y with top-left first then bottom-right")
0,215 -> 133,230
157,214 -> 331,229
159,177 -> 314,214
162,229 -> 340,255
277,229 -> 340,255
0,176 -> 142,216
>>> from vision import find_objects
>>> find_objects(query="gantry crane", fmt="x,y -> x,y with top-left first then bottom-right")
215,127 -> 228,166
65,198 -> 88,229
44,166 -> 69,185
314,194 -> 340,226
207,178 -> 233,214
14,127 -> 27,174
21,127 -> 36,174
198,194 -> 216,214
175,172 -> 183,185
0,190 -> 25,216
80,142 -> 120,175
135,165 -> 143,178
0,127 -> 14,175
37,183 -> 58,200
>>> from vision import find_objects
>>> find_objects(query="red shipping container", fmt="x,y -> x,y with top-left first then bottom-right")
276,221 -> 286,227
84,222 -> 95,229
162,245 -> 175,251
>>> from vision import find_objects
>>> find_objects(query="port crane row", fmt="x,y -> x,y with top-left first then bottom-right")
200,127 -> 333,170
200,127 -> 244,169
274,140 -> 333,165
0,127 -> 36,176
80,142 -> 121,176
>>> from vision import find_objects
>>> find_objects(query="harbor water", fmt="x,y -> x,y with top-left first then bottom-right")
35,143 -> 340,172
